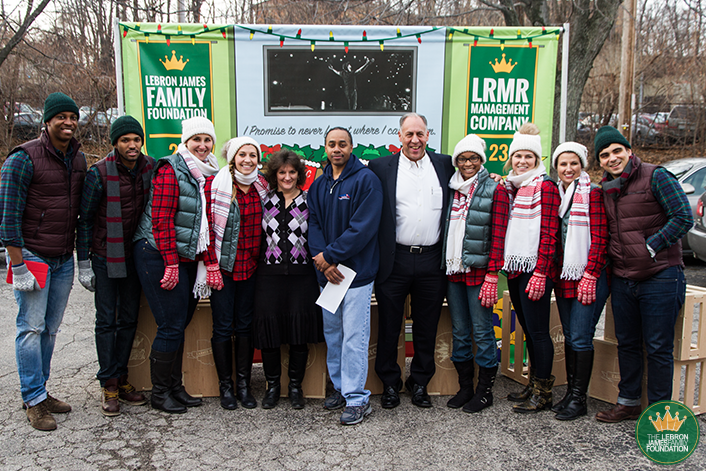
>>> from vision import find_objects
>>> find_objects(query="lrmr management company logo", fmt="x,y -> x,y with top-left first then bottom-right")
636,401 -> 700,464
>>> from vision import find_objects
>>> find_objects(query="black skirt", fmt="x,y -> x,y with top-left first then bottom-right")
252,271 -> 324,350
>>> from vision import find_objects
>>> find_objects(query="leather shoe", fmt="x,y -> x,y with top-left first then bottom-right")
595,404 -> 642,423
405,378 -> 432,408
381,381 -> 401,409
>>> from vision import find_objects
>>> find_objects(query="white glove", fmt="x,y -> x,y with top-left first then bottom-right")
12,263 -> 40,291
78,260 -> 96,292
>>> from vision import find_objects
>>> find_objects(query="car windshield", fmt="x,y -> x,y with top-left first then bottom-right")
662,160 -> 694,179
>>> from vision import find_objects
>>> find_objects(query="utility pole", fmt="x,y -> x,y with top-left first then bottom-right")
618,0 -> 637,142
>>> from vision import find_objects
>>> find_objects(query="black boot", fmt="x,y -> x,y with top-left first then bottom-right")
508,367 -> 535,402
556,350 -> 594,421
513,376 -> 554,413
288,344 -> 308,410
235,336 -> 257,409
211,339 -> 237,410
149,349 -> 186,414
463,365 -> 497,413
552,344 -> 575,413
261,348 -> 281,409
446,360 -> 475,409
171,343 -> 202,407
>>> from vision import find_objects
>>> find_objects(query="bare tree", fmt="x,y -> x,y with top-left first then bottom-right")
0,0 -> 52,68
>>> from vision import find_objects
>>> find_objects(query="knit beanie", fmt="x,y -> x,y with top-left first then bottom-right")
181,116 -> 216,144
594,126 -> 631,160
43,92 -> 79,123
508,127 -> 542,159
551,141 -> 588,169
221,136 -> 261,163
110,115 -> 144,145
452,134 -> 487,166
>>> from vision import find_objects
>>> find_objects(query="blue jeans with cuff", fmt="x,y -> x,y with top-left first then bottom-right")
446,280 -> 498,368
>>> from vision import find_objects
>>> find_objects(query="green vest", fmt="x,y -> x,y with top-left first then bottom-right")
442,168 -> 497,269
133,154 -> 202,260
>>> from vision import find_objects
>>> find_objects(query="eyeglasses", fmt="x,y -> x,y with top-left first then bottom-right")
457,155 -> 481,165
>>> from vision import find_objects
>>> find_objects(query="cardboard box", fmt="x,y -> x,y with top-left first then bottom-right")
279,343 -> 327,399
499,291 -> 567,387
366,298 -> 406,395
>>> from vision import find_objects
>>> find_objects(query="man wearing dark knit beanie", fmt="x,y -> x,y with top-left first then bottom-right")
77,115 -> 154,417
594,125 -> 693,424
0,92 -> 86,430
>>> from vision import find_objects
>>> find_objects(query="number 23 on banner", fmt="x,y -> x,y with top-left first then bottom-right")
488,143 -> 508,161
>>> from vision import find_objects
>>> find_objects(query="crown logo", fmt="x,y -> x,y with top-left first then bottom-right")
649,406 -> 687,432
489,54 -> 517,73
159,50 -> 189,71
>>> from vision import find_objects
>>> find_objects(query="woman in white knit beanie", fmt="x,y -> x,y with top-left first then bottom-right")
502,123 -> 561,413
550,141 -> 610,421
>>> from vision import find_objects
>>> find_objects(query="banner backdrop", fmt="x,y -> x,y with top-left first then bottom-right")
119,24 -> 561,174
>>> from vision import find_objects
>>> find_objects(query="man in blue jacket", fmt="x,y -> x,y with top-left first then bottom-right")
308,127 -> 383,425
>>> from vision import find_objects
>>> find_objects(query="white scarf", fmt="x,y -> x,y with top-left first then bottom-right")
177,143 -> 219,298
559,171 -> 592,280
502,165 -> 547,273
445,171 -> 478,274
235,168 -> 259,186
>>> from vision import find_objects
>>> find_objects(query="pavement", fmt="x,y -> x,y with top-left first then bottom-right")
0,261 -> 705,470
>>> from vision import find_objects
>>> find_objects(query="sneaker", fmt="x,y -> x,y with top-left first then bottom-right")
26,400 -> 57,431
340,403 -> 372,426
45,394 -> 71,413
323,390 -> 345,410
101,379 -> 120,417
118,377 -> 148,406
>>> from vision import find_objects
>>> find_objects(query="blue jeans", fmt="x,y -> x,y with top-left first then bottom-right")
13,249 -> 74,406
133,239 -> 198,353
322,281 -> 373,407
611,266 -> 686,405
209,274 -> 255,342
446,280 -> 498,368
92,255 -> 142,386
555,269 -> 610,352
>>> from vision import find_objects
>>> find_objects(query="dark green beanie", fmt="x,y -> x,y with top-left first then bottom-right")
110,115 -> 144,145
594,126 -> 631,159
43,92 -> 79,123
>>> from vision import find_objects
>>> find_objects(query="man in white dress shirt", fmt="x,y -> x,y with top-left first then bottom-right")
368,113 -> 455,408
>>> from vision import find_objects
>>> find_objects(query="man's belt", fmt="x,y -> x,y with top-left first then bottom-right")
396,242 -> 441,254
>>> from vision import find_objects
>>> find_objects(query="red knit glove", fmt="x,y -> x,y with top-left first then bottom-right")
525,272 -> 546,301
577,272 -> 597,306
160,264 -> 179,290
206,264 -> 224,291
479,273 -> 499,308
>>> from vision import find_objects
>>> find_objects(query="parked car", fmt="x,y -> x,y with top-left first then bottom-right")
632,113 -> 660,145
11,110 -> 43,141
664,105 -> 705,142
661,158 -> 706,255
687,191 -> 706,262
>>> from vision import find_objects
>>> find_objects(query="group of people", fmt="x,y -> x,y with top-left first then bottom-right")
0,93 -> 692,432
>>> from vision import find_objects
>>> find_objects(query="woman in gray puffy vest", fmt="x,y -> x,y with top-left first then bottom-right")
442,134 -> 510,413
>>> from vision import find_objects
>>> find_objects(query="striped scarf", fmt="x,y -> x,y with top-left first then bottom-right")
211,165 -> 235,264
559,172 -> 592,280
502,166 -> 546,273
601,155 -> 634,200
445,171 -> 477,274
105,151 -> 153,278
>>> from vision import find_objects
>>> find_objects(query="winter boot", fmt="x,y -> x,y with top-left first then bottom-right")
149,349 -> 186,414
552,344 -> 575,413
235,336 -> 257,409
513,375 -> 555,413
212,339 -> 238,410
463,365 -> 498,413
288,344 -> 308,410
507,367 -> 535,402
171,343 -> 202,407
446,360 -> 475,409
261,348 -> 281,409
556,350 -> 594,421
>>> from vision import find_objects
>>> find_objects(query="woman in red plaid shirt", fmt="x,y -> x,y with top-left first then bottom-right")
501,123 -> 560,414
207,137 -> 265,410
550,142 -> 609,421
133,117 -> 224,414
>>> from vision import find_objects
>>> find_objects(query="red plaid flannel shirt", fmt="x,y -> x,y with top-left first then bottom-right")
447,184 -> 510,287
555,186 -> 609,298
151,163 -> 217,266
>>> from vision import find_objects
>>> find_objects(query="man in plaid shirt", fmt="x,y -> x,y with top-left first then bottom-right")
0,92 -> 86,431
593,126 -> 693,424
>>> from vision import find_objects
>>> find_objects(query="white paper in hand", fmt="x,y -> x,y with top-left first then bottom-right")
316,264 -> 357,313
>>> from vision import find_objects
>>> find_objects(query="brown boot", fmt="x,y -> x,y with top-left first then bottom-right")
118,375 -> 148,406
26,400 -> 57,431
595,404 -> 642,423
513,376 -> 554,413
507,367 -> 535,402
101,378 -> 120,417
45,393 -> 71,413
